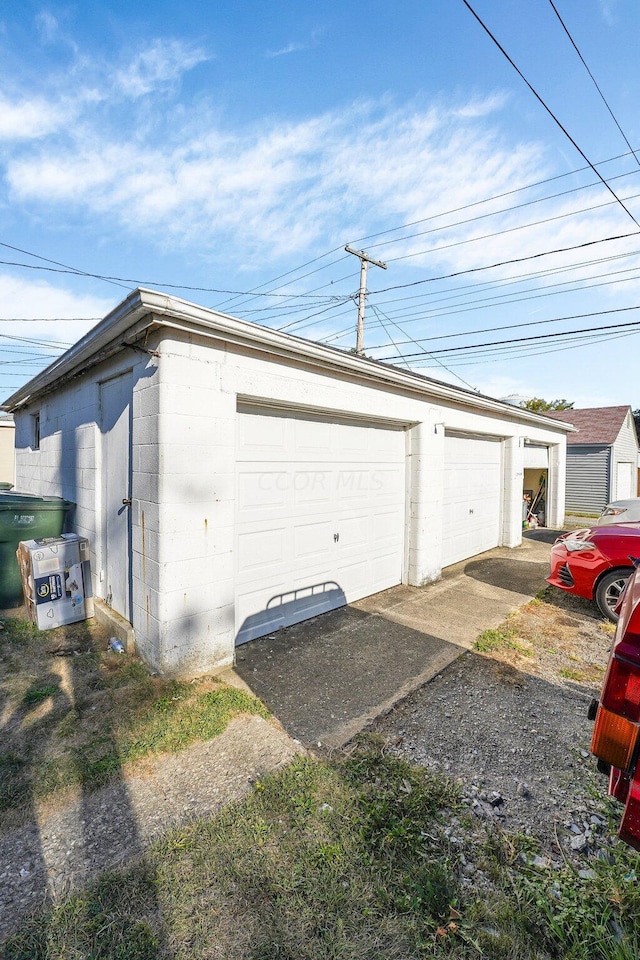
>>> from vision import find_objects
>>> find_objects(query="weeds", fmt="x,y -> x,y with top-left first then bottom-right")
7,738 -> 640,959
0,614 -> 270,821
474,626 -> 517,652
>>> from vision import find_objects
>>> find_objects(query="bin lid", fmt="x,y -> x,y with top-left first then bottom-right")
0,491 -> 74,510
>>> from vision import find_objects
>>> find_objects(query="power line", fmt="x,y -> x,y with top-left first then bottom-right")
346,147 -> 640,248
370,306 -> 412,369
0,256 -> 349,301
371,304 -> 480,392
0,332 -> 72,349
548,0 -> 640,167
278,239 -> 640,342
269,223 -> 640,337
358,264 -> 640,344
383,190 -> 640,265
376,311 -> 640,361
369,231 -> 639,296
291,233 -> 640,341
0,317 -> 103,323
211,247 -> 348,311
362,168 -> 639,254
0,241 -> 129,291
461,0 -> 640,229
407,326 -> 640,368
361,293 -> 640,351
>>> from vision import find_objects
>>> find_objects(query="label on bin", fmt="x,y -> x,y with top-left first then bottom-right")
35,574 -> 64,604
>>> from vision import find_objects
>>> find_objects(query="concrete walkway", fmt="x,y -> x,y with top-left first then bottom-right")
235,531 -> 556,747
0,714 -> 302,942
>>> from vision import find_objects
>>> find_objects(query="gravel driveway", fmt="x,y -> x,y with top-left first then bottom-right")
371,587 -> 615,865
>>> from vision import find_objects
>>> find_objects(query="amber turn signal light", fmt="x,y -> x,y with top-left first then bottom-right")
590,704 -> 639,772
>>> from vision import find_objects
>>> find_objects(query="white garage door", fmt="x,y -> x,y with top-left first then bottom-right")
442,433 -> 502,568
235,407 -> 406,645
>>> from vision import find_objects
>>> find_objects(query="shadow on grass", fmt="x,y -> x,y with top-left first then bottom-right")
536,584 -> 605,622
0,614 -> 171,954
5,730 -> 640,960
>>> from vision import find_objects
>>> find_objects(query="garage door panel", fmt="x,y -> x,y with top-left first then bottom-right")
370,508 -> 405,543
337,515 -> 368,548
238,471 -> 289,511
442,435 -> 502,568
294,421 -> 334,459
237,528 -> 287,571
293,470 -> 333,506
371,554 -> 402,592
238,412 -> 287,456
235,409 -> 405,645
293,520 -> 333,560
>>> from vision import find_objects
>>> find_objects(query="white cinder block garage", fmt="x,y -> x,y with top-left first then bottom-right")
3,289 -> 572,675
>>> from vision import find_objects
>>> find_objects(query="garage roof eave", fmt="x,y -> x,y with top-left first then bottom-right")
0,287 -> 576,434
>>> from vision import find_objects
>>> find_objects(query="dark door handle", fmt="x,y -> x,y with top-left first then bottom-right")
122,498 -> 132,506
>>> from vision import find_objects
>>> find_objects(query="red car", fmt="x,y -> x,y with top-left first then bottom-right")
590,561 -> 640,849
547,523 -> 640,622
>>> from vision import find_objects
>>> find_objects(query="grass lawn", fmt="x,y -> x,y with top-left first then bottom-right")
4,736 -> 640,959
3,600 -> 640,958
0,613 -> 269,827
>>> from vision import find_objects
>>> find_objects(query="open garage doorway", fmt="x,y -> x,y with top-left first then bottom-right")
523,442 -> 549,528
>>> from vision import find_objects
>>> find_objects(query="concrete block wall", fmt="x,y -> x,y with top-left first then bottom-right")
502,437 -> 524,547
407,417 -> 445,585
13,352 -> 160,648
153,344 -> 236,674
14,375 -> 101,569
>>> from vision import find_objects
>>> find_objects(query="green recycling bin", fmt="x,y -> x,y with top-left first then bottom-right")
0,492 -> 73,608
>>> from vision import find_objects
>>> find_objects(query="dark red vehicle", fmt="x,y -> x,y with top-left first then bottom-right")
589,561 -> 640,849
547,523 -> 640,621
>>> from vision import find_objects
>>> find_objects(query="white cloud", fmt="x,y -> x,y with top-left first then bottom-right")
266,41 -> 308,58
113,39 -> 209,98
598,1 -> 619,25
6,98 -> 548,263
0,274 -> 115,346
0,94 -> 74,140
5,75 -> 638,305
34,11 -> 60,44
265,26 -> 324,58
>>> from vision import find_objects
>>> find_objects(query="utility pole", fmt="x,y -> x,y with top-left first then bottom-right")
344,245 -> 387,355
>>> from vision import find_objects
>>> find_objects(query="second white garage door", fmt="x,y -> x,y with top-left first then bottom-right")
442,433 -> 503,567
235,407 -> 406,645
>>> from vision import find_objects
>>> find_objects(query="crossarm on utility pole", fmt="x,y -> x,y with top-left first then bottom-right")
344,245 -> 387,355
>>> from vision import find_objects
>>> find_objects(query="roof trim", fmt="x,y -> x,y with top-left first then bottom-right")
1,287 -> 576,433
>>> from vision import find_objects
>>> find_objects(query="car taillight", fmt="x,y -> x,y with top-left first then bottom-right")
619,776 -> 640,852
589,566 -> 640,850
591,704 -> 639,770
609,766 -> 631,805
600,650 -> 640,721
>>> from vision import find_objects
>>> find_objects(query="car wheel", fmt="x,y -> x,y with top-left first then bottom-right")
595,569 -> 632,622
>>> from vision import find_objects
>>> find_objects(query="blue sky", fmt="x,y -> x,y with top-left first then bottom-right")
1,0 -> 639,408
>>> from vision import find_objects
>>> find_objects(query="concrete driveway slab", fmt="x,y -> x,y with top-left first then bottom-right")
234,531 -> 556,747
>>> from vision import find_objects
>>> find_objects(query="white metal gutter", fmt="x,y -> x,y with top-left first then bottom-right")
1,287 -> 577,433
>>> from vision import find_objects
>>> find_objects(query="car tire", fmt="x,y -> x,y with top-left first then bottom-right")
595,569 -> 632,622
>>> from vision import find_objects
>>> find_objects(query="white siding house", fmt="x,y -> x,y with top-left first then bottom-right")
3,289 -> 572,675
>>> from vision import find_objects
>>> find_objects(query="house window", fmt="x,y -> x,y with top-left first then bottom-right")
32,413 -> 40,450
